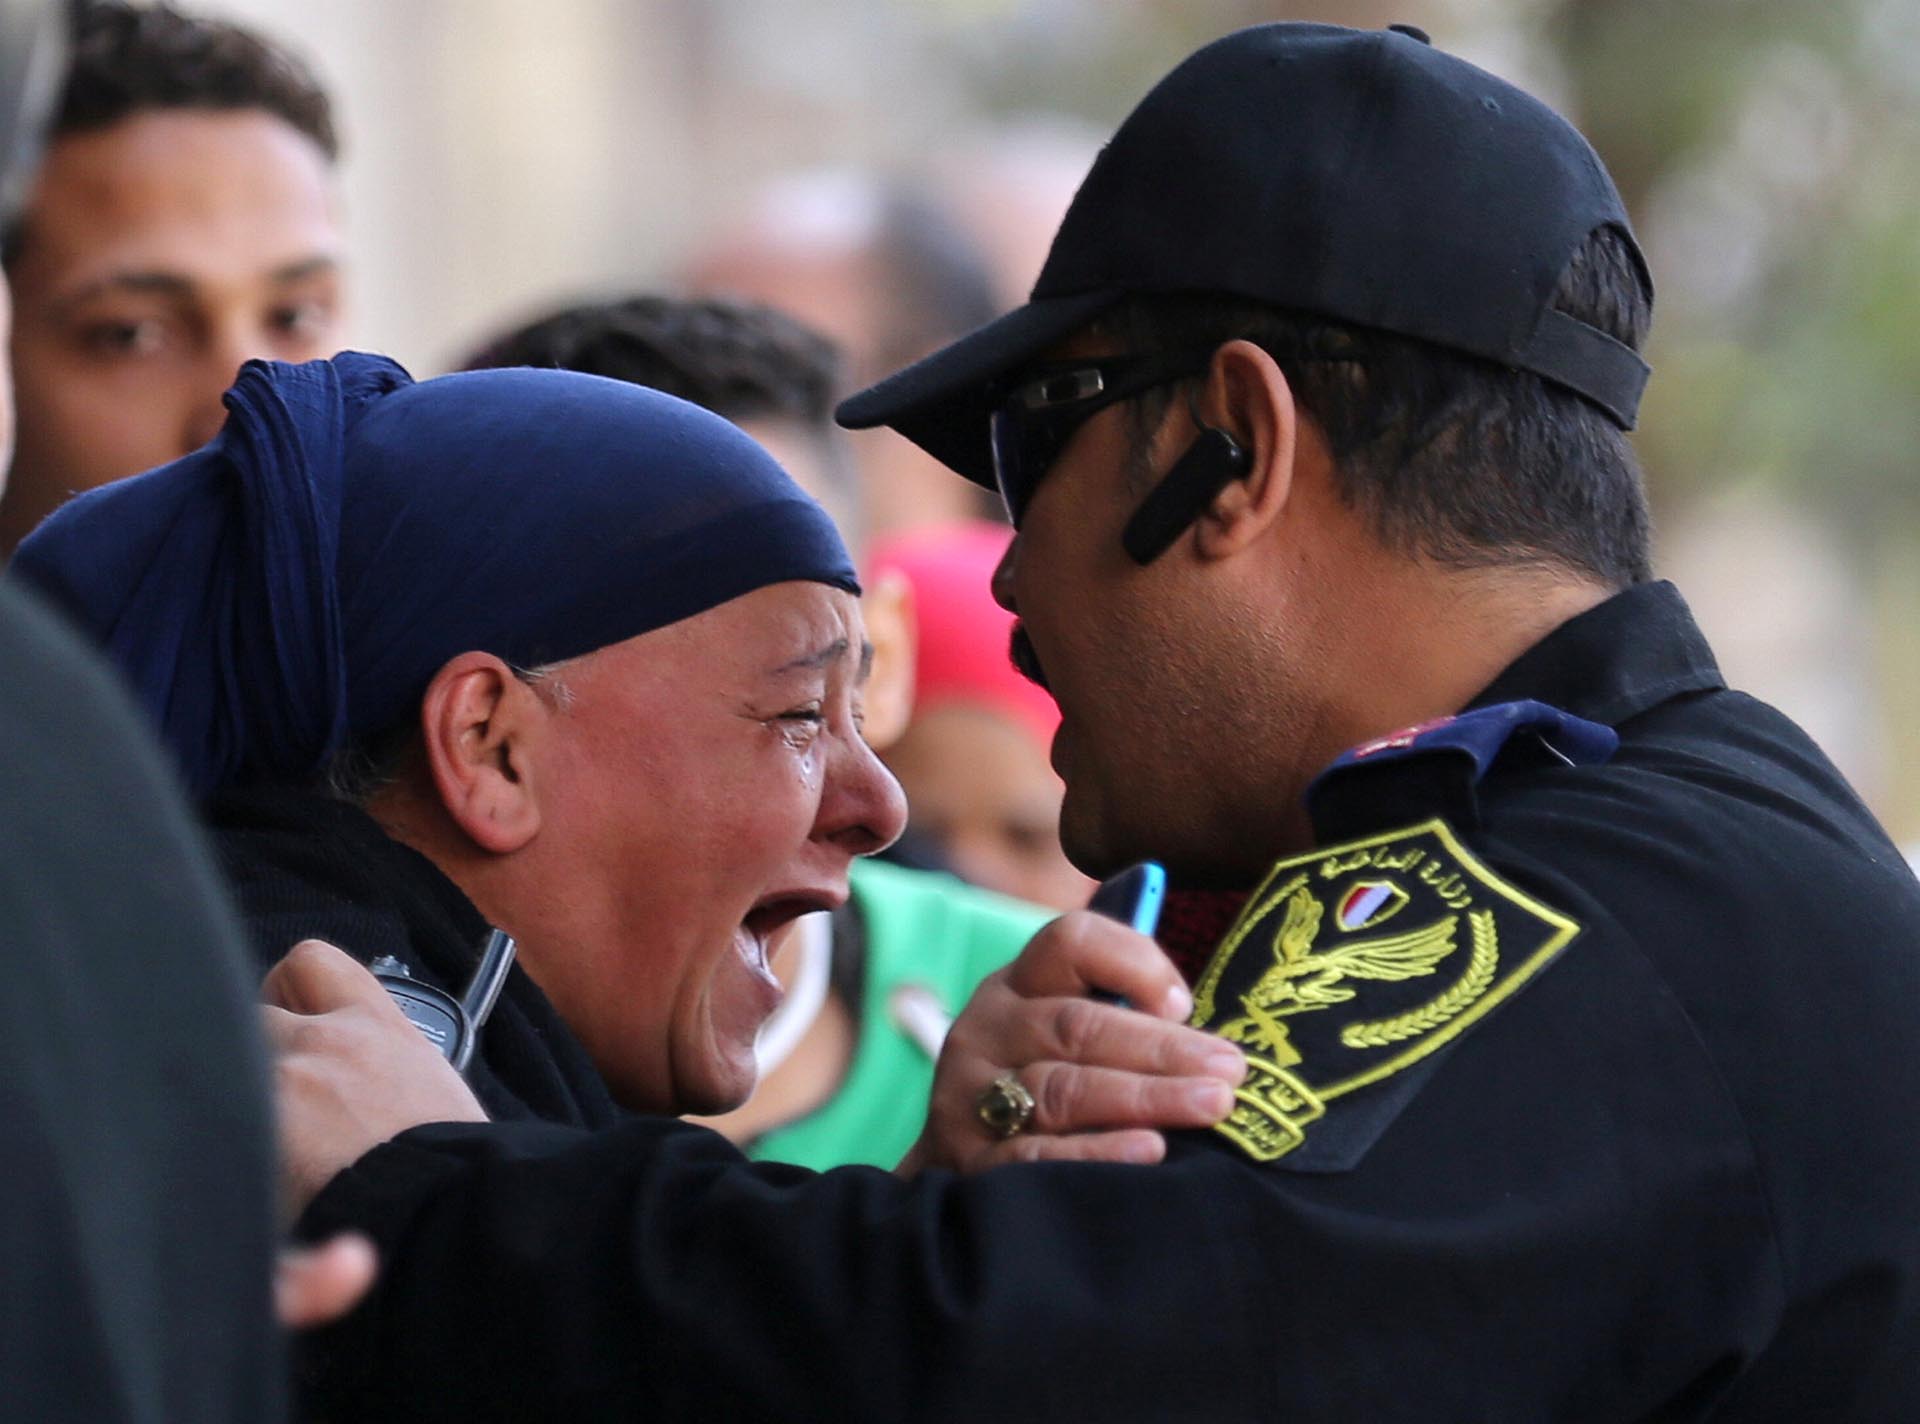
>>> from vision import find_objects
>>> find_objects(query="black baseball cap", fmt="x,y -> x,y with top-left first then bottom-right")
837,21 -> 1653,489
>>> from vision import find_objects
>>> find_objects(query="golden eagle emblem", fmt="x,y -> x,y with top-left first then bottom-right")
1213,885 -> 1459,1064
1187,819 -> 1582,1165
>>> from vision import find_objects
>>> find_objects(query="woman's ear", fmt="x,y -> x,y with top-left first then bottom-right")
1189,338 -> 1299,563
859,568 -> 917,753
417,652 -> 546,854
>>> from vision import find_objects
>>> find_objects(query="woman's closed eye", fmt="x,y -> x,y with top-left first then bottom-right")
775,705 -> 826,746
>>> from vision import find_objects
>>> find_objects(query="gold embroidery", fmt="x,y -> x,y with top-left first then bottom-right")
1189,819 -> 1580,1164
1339,909 -> 1498,1049
1211,884 -> 1461,1062
1190,871 -> 1307,1026
1214,1054 -> 1326,1163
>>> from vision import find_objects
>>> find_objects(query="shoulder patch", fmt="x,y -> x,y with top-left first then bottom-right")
1190,817 -> 1580,1166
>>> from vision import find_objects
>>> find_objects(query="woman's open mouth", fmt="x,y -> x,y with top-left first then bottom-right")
736,892 -> 841,988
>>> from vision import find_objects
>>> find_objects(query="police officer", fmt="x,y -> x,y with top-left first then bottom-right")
267,23 -> 1920,1419
839,20 -> 1920,1414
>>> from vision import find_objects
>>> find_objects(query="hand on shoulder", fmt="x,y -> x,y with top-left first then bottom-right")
899,911 -> 1245,1175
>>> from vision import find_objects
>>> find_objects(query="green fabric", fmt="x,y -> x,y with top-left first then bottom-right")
746,857 -> 1049,1170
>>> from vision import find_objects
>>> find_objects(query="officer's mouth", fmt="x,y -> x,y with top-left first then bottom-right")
1009,623 -> 1050,692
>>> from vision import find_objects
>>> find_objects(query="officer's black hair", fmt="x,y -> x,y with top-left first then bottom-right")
463,294 -> 865,547
4,0 -> 337,262
1110,225 -> 1654,587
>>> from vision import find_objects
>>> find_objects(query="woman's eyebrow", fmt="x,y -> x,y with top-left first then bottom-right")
769,638 -> 877,682
770,638 -> 851,675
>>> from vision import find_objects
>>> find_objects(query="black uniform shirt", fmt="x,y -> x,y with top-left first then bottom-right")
297,581 -> 1920,1422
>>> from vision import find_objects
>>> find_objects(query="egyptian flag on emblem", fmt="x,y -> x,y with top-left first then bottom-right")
1336,880 -> 1407,932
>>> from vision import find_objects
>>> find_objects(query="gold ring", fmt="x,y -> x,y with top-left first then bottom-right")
975,1073 -> 1037,1139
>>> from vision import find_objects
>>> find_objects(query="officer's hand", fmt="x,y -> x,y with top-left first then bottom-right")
898,911 -> 1245,1176
261,939 -> 487,1219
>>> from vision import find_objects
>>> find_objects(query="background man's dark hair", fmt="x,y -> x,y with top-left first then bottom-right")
465,294 -> 865,541
1113,225 -> 1654,587
53,0 -> 335,154
2,0 -> 337,262
468,293 -> 838,429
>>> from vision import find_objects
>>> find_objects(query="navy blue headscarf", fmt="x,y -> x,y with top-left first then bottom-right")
10,352 -> 857,798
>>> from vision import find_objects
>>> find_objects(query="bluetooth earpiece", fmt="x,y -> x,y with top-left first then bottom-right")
1119,426 -> 1250,565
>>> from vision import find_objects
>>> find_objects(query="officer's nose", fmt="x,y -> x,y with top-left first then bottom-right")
991,535 -> 1019,614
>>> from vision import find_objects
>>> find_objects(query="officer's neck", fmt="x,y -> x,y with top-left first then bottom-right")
1318,554 -> 1615,755
1194,542 -> 1615,877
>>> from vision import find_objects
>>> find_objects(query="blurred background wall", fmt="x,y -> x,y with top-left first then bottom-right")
201,0 -> 1920,844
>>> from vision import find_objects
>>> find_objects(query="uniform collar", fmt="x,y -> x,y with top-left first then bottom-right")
1466,579 -> 1724,728
1161,581 -> 1722,982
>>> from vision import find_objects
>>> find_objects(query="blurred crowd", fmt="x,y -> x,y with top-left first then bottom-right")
0,0 -> 1109,909
213,0 -> 1920,851
0,5 -> 1120,1410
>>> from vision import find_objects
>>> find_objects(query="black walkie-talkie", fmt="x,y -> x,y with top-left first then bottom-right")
371,927 -> 516,1076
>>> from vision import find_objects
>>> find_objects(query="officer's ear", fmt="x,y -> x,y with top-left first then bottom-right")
416,652 -> 547,855
1188,338 -> 1298,563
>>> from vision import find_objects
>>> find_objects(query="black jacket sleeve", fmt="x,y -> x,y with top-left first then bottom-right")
295,942 -> 1783,1424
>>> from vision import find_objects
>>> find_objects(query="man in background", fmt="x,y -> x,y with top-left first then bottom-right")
685,170 -> 1003,538
0,0 -> 343,553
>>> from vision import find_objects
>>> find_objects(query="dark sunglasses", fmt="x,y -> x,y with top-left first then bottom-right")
988,348 -> 1220,525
